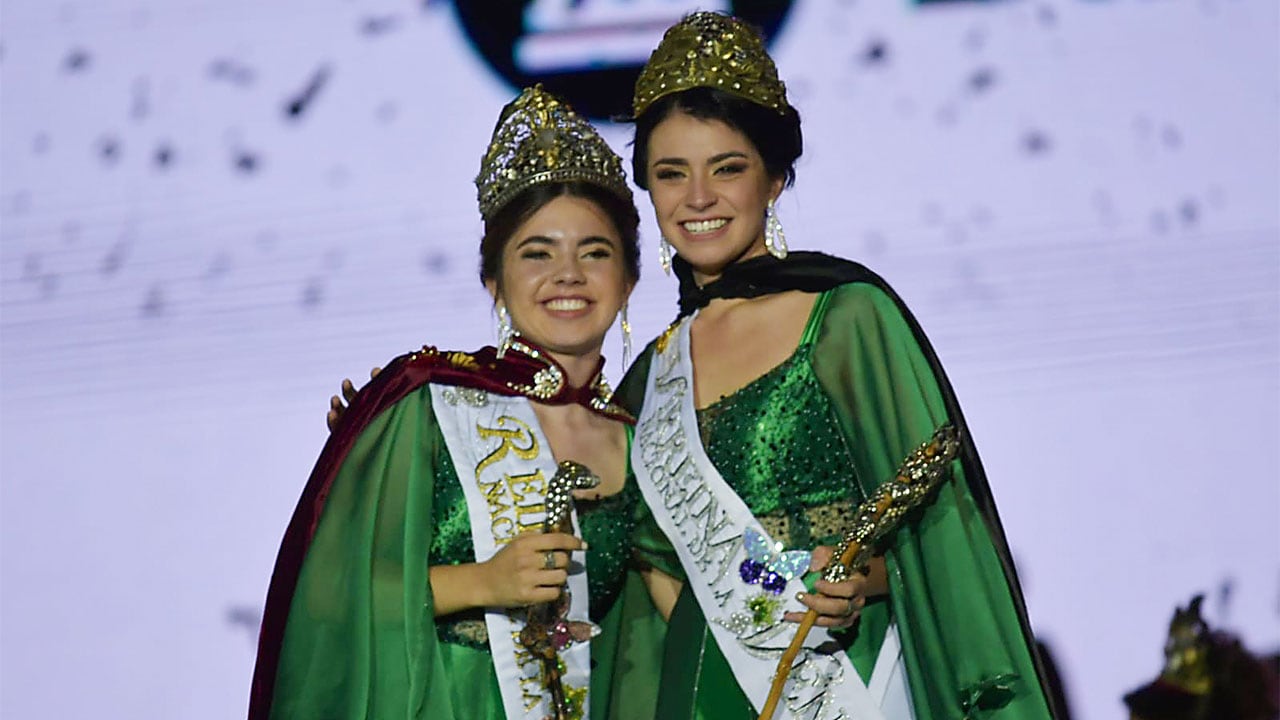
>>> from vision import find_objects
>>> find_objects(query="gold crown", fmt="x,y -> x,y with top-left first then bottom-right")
633,12 -> 790,118
476,86 -> 632,221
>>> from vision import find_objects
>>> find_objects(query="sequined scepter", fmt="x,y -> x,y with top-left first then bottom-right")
519,461 -> 600,720
758,425 -> 962,720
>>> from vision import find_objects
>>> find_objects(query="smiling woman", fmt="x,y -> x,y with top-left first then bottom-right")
640,107 -> 785,282
480,184 -> 639,364
617,12 -> 1058,720
248,86 -> 669,720
633,84 -> 800,279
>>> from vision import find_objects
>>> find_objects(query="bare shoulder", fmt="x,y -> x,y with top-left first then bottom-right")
759,289 -> 821,323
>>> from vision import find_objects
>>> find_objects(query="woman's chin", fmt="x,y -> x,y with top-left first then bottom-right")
530,334 -> 608,362
676,240 -> 769,277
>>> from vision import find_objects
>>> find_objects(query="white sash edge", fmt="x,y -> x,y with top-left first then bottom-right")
430,384 -> 593,720
631,319 -> 886,720
869,623 -> 915,720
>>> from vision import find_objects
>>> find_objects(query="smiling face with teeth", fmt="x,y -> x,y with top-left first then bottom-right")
485,194 -> 634,369
645,110 -> 785,284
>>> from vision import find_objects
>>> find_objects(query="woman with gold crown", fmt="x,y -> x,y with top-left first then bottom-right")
616,12 -> 1059,720
247,86 -> 667,720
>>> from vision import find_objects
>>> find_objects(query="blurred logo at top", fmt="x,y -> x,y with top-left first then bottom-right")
454,0 -> 795,122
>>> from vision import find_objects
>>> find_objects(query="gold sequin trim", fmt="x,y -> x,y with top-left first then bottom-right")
408,345 -> 439,362
757,501 -> 857,546
654,322 -> 680,355
446,351 -> 478,370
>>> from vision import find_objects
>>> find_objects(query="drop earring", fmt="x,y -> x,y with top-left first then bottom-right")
659,236 -> 673,275
495,304 -> 515,359
620,302 -> 633,368
765,199 -> 788,259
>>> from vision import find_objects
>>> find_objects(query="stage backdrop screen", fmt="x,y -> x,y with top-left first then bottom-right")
2,1 -> 1276,718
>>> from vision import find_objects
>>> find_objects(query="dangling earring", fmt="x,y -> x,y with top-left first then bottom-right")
620,302 -> 633,368
658,236 -> 673,275
495,304 -> 516,359
765,199 -> 788,259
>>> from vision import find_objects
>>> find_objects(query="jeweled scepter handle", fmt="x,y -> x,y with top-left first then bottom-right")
758,425 -> 962,720
520,460 -> 600,720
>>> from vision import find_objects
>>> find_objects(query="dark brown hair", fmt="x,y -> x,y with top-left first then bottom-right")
630,87 -> 803,191
479,181 -> 641,289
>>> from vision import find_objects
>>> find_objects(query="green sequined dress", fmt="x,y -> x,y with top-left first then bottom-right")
268,386 -> 664,719
423,420 -> 645,712
620,284 -> 1054,720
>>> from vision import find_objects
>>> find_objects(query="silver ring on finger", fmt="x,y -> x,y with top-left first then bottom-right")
543,550 -> 557,570
845,598 -> 859,617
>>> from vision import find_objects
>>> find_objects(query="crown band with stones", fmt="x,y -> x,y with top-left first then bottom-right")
632,11 -> 791,118
476,86 -> 632,222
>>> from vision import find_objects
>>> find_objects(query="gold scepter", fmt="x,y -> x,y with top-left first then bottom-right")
519,460 -> 600,720
758,425 -> 962,720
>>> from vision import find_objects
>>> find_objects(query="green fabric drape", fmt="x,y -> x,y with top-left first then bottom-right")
619,283 -> 1053,720
269,385 -> 665,719
815,284 -> 1050,719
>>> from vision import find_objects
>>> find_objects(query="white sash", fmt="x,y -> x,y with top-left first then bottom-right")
631,318 -> 890,720
431,384 -> 593,720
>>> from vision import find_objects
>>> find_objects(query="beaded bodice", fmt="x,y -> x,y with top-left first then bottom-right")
428,428 -> 640,648
696,324 -> 863,551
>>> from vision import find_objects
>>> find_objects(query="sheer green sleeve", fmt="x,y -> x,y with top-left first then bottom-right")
614,341 -> 684,581
269,386 -> 459,719
628,492 -> 686,581
270,382 -> 671,719
812,283 -> 1052,720
584,426 -> 669,719
591,568 -> 669,720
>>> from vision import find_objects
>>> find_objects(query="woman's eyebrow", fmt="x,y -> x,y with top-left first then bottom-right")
652,150 -> 749,167
578,236 -> 616,249
514,235 -> 554,249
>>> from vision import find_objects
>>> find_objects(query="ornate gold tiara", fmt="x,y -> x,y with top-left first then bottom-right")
475,86 -> 632,222
632,11 -> 790,118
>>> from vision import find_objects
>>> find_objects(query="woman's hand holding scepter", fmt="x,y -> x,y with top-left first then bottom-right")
758,425 -> 963,720
519,461 -> 600,720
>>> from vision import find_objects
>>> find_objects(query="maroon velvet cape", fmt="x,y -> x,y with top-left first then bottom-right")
246,344 -> 632,718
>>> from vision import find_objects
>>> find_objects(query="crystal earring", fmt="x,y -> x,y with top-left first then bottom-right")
620,302 -> 633,368
765,199 -> 788,259
658,236 -> 673,275
495,304 -> 515,359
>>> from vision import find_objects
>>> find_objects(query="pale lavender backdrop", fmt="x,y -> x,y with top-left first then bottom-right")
1,1 -> 1277,718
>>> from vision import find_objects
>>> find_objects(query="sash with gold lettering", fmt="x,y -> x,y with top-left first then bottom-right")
633,317 -> 910,720
430,384 -> 592,720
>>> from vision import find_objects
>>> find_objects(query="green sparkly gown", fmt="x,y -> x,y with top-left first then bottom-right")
620,283 -> 1054,720
260,360 -> 665,720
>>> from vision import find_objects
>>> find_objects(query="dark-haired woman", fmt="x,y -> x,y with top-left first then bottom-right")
618,12 -> 1057,720
248,87 -> 666,720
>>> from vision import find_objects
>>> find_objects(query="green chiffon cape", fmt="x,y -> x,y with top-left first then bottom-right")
251,348 -> 665,719
617,280 -> 1055,720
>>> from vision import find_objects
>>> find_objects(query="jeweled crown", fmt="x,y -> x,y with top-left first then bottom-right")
632,12 -> 790,118
476,85 -> 632,221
